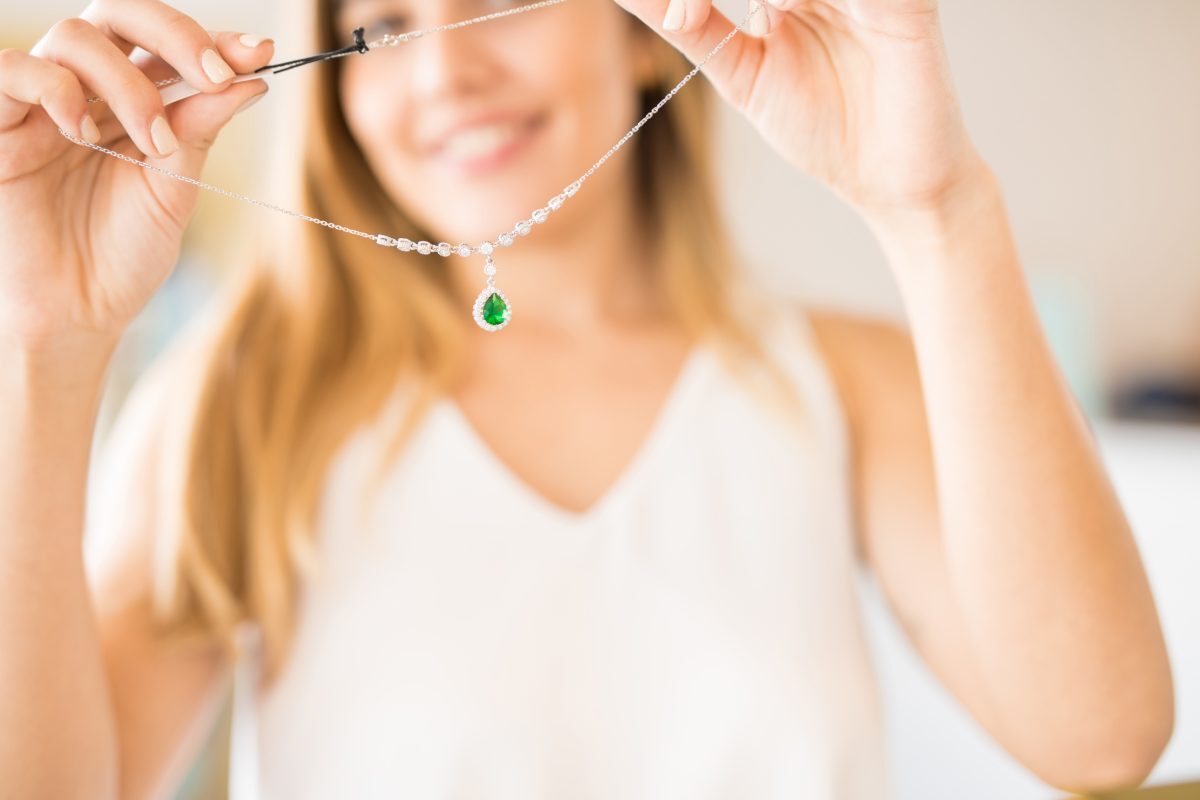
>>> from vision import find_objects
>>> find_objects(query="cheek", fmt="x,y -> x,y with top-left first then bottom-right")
339,63 -> 413,161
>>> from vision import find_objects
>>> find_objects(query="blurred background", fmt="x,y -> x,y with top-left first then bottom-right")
3,0 -> 1197,797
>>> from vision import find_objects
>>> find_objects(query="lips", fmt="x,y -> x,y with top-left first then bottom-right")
428,112 -> 545,176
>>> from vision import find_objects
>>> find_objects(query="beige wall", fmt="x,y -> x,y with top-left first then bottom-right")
4,0 -> 1198,390
715,0 -> 1200,389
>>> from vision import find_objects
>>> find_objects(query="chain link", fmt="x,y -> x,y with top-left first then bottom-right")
59,0 -> 766,258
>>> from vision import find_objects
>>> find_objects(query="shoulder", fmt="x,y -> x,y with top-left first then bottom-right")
86,302 -> 226,599
800,306 -> 921,433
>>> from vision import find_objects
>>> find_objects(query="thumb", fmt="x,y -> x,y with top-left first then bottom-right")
137,77 -> 267,223
137,30 -> 274,213
166,28 -> 275,156
167,76 -> 268,157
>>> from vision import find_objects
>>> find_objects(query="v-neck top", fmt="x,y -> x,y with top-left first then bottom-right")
227,292 -> 890,800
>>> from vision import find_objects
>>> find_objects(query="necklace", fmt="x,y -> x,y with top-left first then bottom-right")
57,0 -> 766,332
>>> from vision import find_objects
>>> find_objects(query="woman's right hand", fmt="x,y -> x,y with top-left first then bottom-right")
0,0 -> 274,364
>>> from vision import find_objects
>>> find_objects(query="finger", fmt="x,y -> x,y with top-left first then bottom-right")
746,0 -> 786,37
616,0 -> 761,106
35,18 -> 177,158
125,30 -> 275,96
761,0 -> 802,12
165,76 -> 267,155
208,30 -> 275,76
129,77 -> 269,226
79,0 -> 238,95
0,48 -> 94,140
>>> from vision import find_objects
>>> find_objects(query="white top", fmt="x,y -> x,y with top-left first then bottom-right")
229,294 -> 890,799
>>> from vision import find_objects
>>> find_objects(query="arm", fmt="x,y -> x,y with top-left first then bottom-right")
815,160 -> 1174,794
0,346 -> 121,797
0,339 -> 229,800
87,342 -> 232,800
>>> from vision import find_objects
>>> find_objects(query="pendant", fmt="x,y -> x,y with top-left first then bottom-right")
472,255 -> 511,332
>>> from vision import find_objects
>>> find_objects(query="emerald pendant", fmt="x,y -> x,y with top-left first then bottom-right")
473,254 -> 511,332
473,285 -> 511,331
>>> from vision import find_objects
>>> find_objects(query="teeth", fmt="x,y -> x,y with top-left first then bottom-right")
441,120 -> 527,161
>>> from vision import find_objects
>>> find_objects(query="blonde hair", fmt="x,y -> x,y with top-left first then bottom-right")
153,0 -> 807,683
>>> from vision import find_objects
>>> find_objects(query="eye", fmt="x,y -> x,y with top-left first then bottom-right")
362,14 -> 410,37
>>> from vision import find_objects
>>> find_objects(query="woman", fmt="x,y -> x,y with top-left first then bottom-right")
0,0 -> 1175,796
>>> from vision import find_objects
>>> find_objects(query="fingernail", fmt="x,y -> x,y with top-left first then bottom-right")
662,0 -> 685,31
749,5 -> 769,35
81,114 -> 100,144
238,34 -> 271,48
201,48 -> 236,83
150,115 -> 179,157
235,89 -> 267,115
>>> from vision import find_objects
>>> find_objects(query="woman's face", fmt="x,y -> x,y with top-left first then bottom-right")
335,0 -> 653,245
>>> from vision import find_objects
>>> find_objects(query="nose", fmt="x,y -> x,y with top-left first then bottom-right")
406,17 -> 494,102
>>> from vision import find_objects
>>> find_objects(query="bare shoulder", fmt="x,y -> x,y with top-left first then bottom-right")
802,306 -> 921,431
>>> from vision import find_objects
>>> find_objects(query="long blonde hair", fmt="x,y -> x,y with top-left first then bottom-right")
154,0 -> 806,682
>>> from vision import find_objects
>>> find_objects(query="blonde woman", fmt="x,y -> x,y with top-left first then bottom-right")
0,0 -> 1174,797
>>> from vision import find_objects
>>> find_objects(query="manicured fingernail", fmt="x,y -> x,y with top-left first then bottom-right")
749,4 -> 769,35
235,89 -> 267,115
662,0 -> 685,31
201,48 -> 236,83
150,115 -> 179,156
81,114 -> 100,144
238,34 -> 271,48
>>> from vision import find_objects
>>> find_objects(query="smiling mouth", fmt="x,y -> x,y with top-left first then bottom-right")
433,112 -> 546,175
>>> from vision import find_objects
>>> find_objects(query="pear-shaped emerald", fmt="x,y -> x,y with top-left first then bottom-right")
482,292 -> 510,326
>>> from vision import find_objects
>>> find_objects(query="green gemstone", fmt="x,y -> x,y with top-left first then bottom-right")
481,292 -> 510,326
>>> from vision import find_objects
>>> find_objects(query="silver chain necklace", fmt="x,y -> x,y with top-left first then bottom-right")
58,0 -> 766,332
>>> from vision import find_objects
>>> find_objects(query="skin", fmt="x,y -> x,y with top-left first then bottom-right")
0,0 -> 1175,798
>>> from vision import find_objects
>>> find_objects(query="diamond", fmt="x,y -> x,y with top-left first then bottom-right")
532,209 -> 548,224
549,195 -> 564,210
417,241 -> 433,255
457,244 -> 472,257
375,234 -> 396,247
498,233 -> 514,247
397,238 -> 414,252
480,242 -> 494,256
516,221 -> 532,236
437,243 -> 452,257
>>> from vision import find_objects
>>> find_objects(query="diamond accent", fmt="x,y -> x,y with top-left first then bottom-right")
397,238 -> 414,252
457,244 -> 472,257
437,243 -> 453,257
472,285 -> 511,332
480,242 -> 494,256
532,209 -> 548,224
417,241 -> 433,255
375,234 -> 396,247
498,233 -> 514,247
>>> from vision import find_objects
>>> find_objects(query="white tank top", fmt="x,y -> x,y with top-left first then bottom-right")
228,295 -> 890,799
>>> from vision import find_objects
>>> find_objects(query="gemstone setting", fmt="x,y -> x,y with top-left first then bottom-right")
473,286 -> 512,332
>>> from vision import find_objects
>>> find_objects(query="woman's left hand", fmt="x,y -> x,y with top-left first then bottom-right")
614,0 -> 987,218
